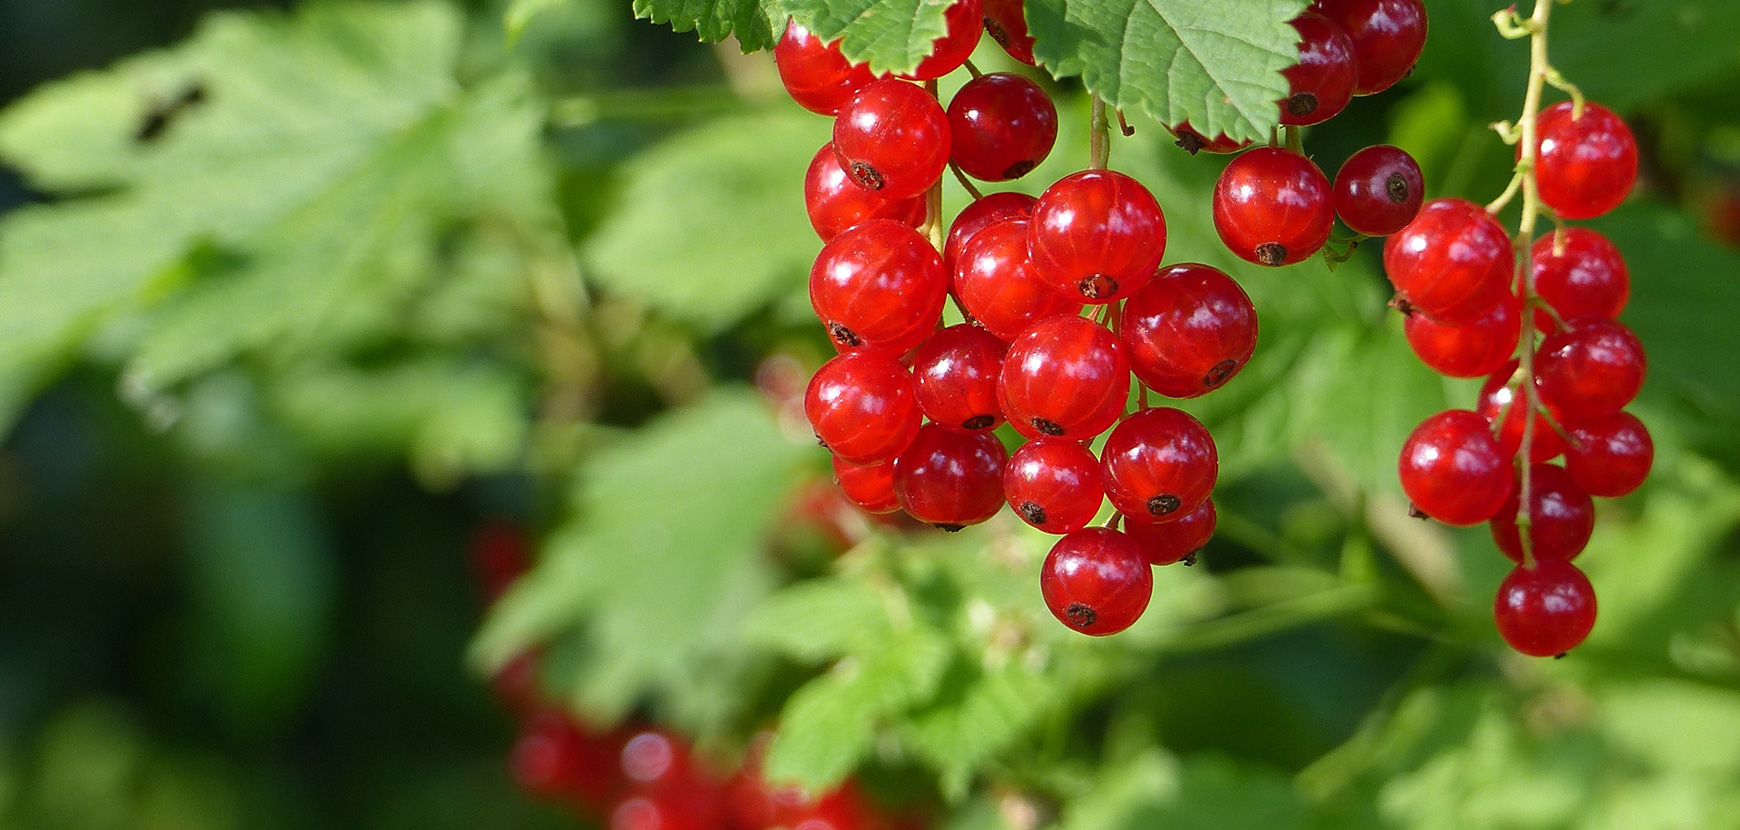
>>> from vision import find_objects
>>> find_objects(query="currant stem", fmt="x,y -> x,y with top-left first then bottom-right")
950,162 -> 986,200
1089,94 -> 1111,170
963,59 -> 984,80
1116,109 -> 1135,136
923,80 -> 946,252
1284,126 -> 1304,155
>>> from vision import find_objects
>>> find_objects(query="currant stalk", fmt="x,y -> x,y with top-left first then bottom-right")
924,79 -> 946,253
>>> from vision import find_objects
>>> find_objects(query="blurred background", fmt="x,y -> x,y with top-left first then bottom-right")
0,0 -> 1739,828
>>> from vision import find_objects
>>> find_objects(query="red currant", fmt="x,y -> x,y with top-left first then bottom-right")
1281,12 -> 1357,126
999,315 -> 1129,440
1166,122 -> 1252,155
892,424 -> 1008,530
1123,497 -> 1215,566
512,713 -> 617,804
1040,527 -> 1153,636
1332,144 -> 1424,236
810,218 -> 947,351
1310,0 -> 1428,96
953,217 -> 1079,341
901,0 -> 983,80
1530,228 -> 1629,331
834,79 -> 950,201
1397,409 -> 1513,526
1535,316 -> 1646,418
833,456 -> 900,514
1402,294 -> 1521,379
1119,263 -> 1258,398
1028,169 -> 1167,303
1213,147 -> 1333,267
912,324 -> 1008,431
1003,438 -> 1105,534
1532,101 -> 1637,220
947,73 -> 1058,181
1564,411 -> 1652,498
1100,407 -> 1218,522
1476,360 -> 1568,463
804,142 -> 927,241
1383,197 -> 1513,324
943,191 -> 1036,275
774,21 -> 877,115
1489,463 -> 1595,564
981,0 -> 1036,64
805,351 -> 921,465
1494,559 -> 1596,657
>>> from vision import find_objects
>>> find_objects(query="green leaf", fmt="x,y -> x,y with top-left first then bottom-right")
506,0 -> 573,38
903,661 -> 1063,799
771,0 -> 955,75
636,0 -> 780,52
743,576 -> 895,661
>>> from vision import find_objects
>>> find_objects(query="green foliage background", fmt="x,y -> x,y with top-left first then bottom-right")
0,0 -> 1739,826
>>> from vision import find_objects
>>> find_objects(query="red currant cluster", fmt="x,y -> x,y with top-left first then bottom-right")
1390,100 -> 1646,657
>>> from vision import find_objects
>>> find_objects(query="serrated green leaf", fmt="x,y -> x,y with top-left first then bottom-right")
637,0 -> 780,52
903,661 -> 1062,799
743,577 -> 894,661
771,0 -> 954,75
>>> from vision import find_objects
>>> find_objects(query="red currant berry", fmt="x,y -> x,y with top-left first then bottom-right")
1494,559 -> 1597,657
1476,360 -> 1568,463
774,21 -> 877,115
1535,316 -> 1646,418
1281,12 -> 1357,126
1332,144 -> 1424,236
1213,147 -> 1333,267
1384,198 -> 1513,324
999,315 -> 1129,440
901,0 -> 983,80
1100,407 -> 1218,522
947,73 -> 1058,181
511,714 -> 598,802
1403,294 -> 1521,379
1123,497 -> 1215,566
804,142 -> 927,241
1040,527 -> 1153,636
1489,463 -> 1595,564
834,79 -> 950,201
1310,0 -> 1428,96
1119,263 -> 1258,398
912,324 -> 1008,431
833,456 -> 900,514
810,219 -> 947,351
943,191 -> 1037,275
892,424 -> 1008,530
1166,122 -> 1252,155
1398,409 -> 1513,526
954,217 -> 1080,341
1530,228 -> 1629,331
982,0 -> 1036,64
1029,170 -> 1167,303
805,351 -> 921,465
1003,438 -> 1105,534
1564,411 -> 1652,498
469,521 -> 530,604
1532,101 -> 1637,220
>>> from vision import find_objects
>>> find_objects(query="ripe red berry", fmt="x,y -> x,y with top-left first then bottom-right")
1166,122 -> 1252,155
1003,438 -> 1105,534
1530,228 -> 1629,331
774,21 -> 878,115
1489,463 -> 1595,564
470,520 -> 530,604
1281,12 -> 1357,126
805,351 -> 921,466
892,424 -> 1008,530
1403,294 -> 1521,379
1332,144 -> 1424,236
1028,170 -> 1167,303
1476,360 -> 1568,463
1040,527 -> 1153,636
1493,559 -> 1597,657
804,142 -> 926,241
1398,409 -> 1514,526
943,191 -> 1037,275
1100,407 -> 1218,522
901,0 -> 983,80
1310,0 -> 1428,96
1535,316 -> 1646,418
1123,497 -> 1216,566
912,324 -> 1009,431
1213,147 -> 1333,267
982,0 -> 1036,65
833,79 -> 950,201
833,456 -> 900,514
511,713 -> 626,809
1119,263 -> 1258,398
1384,198 -> 1513,324
810,219 -> 947,351
947,73 -> 1058,181
1564,411 -> 1653,498
953,217 -> 1079,341
999,315 -> 1129,440
1532,101 -> 1637,220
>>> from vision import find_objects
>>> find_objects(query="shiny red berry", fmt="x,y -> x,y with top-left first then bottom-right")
1530,228 -> 1629,331
1384,197 -> 1513,324
912,324 -> 1009,431
1535,316 -> 1646,418
943,191 -> 1037,275
805,351 -> 921,465
1123,497 -> 1215,566
833,456 -> 900,514
1100,407 -> 1218,522
1029,170 -> 1167,303
1403,294 -> 1521,379
1332,144 -> 1424,236
810,219 -> 947,351
901,0 -> 984,80
1166,122 -> 1252,155
1281,12 -> 1357,126
1494,559 -> 1596,657
1563,411 -> 1652,497
1213,147 -> 1333,267
1532,101 -> 1637,220
774,22 -> 877,115
892,424 -> 1008,530
1003,438 -> 1105,534
804,142 -> 926,241
947,73 -> 1058,181
1398,409 -> 1513,526
1040,527 -> 1153,636
1476,360 -> 1568,463
1119,263 -> 1258,398
999,315 -> 1129,440
1489,463 -> 1595,564
1310,0 -> 1428,95
982,0 -> 1036,64
954,217 -> 1078,341
834,79 -> 950,201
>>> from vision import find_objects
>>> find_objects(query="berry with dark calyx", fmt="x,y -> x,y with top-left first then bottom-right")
1535,316 -> 1646,418
1100,407 -> 1218,522
1029,169 -> 1167,303
804,143 -> 926,241
1003,438 -> 1105,534
1403,294 -> 1521,379
1531,228 -> 1629,331
1383,197 -> 1513,324
912,324 -> 1009,432
982,0 -> 1036,65
1476,360 -> 1568,463
1213,147 -> 1333,267
810,219 -> 947,351
1166,122 -> 1252,155
1332,144 -> 1424,236
833,79 -> 950,201
943,191 -> 1037,275
1119,263 -> 1258,398
805,351 -> 921,466
900,0 -> 983,80
775,21 -> 878,115
999,315 -> 1129,441
1040,527 -> 1153,635
833,456 -> 900,514
1532,101 -> 1637,220
1123,497 -> 1216,566
1494,559 -> 1597,657
947,72 -> 1058,181
1280,12 -> 1357,126
1310,0 -> 1428,96
1564,411 -> 1653,498
892,425 -> 1008,530
1397,409 -> 1514,526
1489,463 -> 1595,564
953,217 -> 1080,341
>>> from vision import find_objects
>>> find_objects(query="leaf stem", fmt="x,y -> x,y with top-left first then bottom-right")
1089,94 -> 1111,170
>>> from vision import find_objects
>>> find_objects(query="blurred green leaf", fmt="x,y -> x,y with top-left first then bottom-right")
744,575 -> 895,661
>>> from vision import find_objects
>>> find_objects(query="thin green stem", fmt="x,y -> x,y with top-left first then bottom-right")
950,162 -> 985,200
1089,94 -> 1111,169
922,80 -> 946,252
1284,125 -> 1304,155
963,59 -> 983,80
